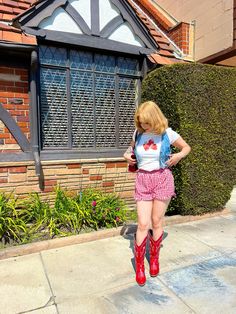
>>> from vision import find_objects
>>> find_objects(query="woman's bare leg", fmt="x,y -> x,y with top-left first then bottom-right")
136,200 -> 152,245
151,199 -> 171,240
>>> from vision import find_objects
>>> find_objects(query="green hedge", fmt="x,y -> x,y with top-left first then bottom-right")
142,63 -> 236,215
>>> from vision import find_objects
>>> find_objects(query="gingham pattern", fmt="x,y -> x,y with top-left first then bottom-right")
134,168 -> 175,201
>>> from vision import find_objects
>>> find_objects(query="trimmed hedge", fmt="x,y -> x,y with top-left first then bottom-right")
142,63 -> 236,215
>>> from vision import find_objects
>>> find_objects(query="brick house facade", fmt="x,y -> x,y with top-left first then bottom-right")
0,0 -> 189,206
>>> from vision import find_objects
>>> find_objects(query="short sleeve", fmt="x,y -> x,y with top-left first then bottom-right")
132,129 -> 138,142
166,127 -> 180,144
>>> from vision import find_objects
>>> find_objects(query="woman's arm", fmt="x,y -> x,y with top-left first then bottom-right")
166,136 -> 191,167
123,140 -> 136,165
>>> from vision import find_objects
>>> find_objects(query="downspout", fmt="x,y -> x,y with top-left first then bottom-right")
30,50 -> 41,177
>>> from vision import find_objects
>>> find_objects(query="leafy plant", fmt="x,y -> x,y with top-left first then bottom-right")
75,188 -> 127,230
0,186 -> 129,246
0,193 -> 27,244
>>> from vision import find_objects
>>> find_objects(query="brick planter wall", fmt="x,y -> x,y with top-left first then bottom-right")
0,159 -> 136,208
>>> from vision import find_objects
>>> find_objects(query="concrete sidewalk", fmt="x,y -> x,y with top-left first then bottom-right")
0,209 -> 236,314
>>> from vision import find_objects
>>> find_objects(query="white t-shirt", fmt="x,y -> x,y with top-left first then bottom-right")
133,127 -> 180,171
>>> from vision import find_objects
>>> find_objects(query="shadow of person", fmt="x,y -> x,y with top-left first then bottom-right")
120,224 -> 168,272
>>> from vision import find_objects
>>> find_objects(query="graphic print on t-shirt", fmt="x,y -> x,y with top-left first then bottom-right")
143,139 -> 157,151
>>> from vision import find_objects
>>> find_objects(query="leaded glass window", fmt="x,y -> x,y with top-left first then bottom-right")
39,45 -> 141,153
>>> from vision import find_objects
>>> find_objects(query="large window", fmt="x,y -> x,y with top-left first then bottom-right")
39,45 -> 141,155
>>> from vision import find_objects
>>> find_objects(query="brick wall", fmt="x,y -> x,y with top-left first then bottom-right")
0,66 -> 30,153
168,22 -> 190,55
0,160 -> 136,208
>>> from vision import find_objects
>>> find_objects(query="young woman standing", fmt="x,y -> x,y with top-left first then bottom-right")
124,101 -> 191,286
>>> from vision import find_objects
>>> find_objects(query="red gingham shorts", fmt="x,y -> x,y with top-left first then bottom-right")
134,168 -> 176,201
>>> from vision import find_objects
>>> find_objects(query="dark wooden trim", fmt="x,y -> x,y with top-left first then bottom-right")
91,0 -> 100,36
30,50 -> 41,176
34,29 -> 155,55
0,152 -> 33,162
40,149 -> 126,160
21,26 -> 46,39
0,42 -> 36,51
100,15 -> 124,38
19,0 -> 66,27
0,103 -> 31,152
65,2 -> 92,35
199,46 -> 236,64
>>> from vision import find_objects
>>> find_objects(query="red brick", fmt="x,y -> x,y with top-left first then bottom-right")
67,164 -> 81,169
0,98 -> 7,103
106,163 -> 116,168
43,186 -> 54,192
90,175 -> 102,181
0,178 -> 8,183
0,134 -> 10,139
102,181 -> 114,187
17,116 -> 29,122
15,69 -> 28,75
15,105 -> 29,110
0,67 -> 14,74
9,166 -> 27,173
44,180 -> 57,186
15,82 -> 28,87
5,138 -> 17,145
0,80 -> 15,86
9,110 -> 25,116
7,87 -> 23,93
0,167 -> 8,173
116,162 -> 127,168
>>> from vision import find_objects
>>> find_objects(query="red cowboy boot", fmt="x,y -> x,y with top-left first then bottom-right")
134,235 -> 147,286
149,230 -> 163,277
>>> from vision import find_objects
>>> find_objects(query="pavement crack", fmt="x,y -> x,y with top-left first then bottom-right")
17,296 -> 55,314
39,252 -> 60,314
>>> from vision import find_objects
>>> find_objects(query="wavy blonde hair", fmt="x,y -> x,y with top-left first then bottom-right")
135,101 -> 168,134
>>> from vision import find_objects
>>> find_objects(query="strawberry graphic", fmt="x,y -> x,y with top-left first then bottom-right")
143,139 -> 157,150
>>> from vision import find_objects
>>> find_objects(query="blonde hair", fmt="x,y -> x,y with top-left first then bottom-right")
135,101 -> 168,134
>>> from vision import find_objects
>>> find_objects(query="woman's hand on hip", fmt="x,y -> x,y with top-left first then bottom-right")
166,152 -> 183,167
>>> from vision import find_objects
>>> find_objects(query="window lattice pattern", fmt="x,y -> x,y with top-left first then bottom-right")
71,71 -> 94,148
95,74 -> 116,148
40,68 -> 68,148
119,77 -> 137,147
39,45 -> 141,151
39,45 -> 67,66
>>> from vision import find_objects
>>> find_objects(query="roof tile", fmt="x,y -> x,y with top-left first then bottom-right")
0,0 -> 183,64
0,4 -> 13,14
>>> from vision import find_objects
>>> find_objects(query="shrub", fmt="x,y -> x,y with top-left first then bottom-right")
142,63 -> 236,215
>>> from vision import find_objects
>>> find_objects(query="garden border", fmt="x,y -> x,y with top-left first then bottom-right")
0,207 -> 230,260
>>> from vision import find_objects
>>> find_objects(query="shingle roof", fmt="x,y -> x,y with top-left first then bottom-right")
0,0 -> 36,44
0,0 -> 183,63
